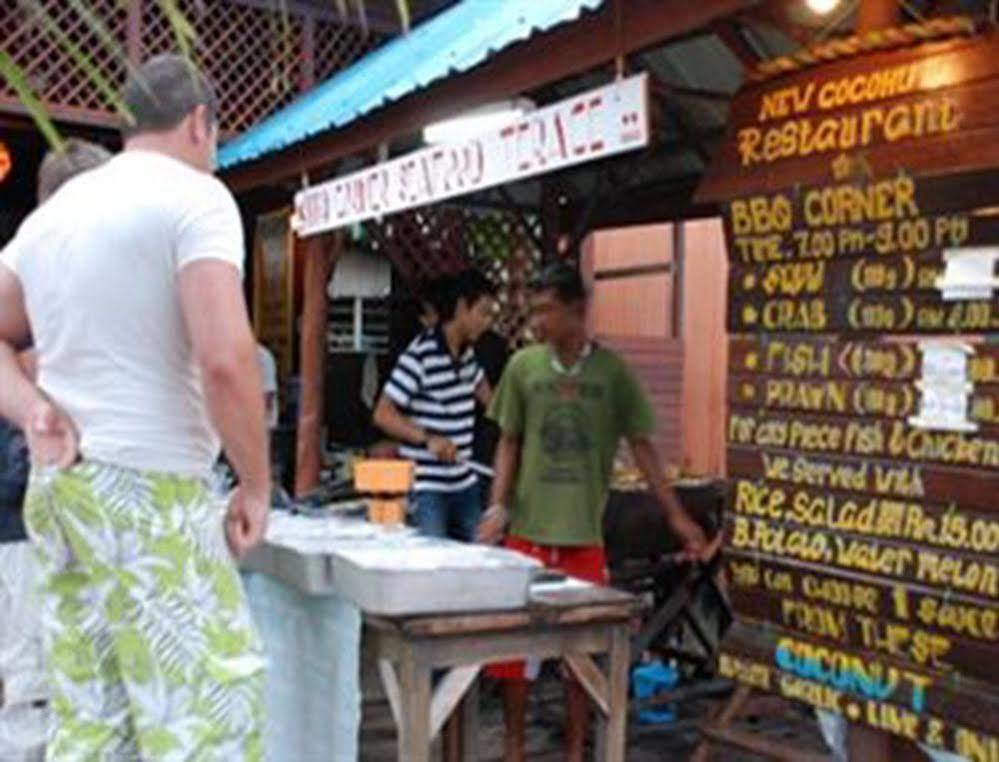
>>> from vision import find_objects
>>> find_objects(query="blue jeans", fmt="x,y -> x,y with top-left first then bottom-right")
412,484 -> 482,542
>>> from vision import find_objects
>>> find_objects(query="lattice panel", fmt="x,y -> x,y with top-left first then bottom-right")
465,210 -> 544,349
1,1 -> 381,135
365,206 -> 544,348
141,1 -> 304,134
314,18 -> 382,83
1,0 -> 128,117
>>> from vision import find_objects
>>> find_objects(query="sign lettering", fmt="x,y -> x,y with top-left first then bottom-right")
293,75 -> 649,234
718,652 -> 999,759
728,411 -> 999,469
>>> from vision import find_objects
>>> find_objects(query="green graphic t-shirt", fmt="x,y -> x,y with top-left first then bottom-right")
488,344 -> 656,546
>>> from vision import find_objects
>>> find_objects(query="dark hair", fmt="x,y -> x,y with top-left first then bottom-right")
37,139 -> 112,203
531,262 -> 587,304
438,269 -> 495,323
121,54 -> 219,139
418,274 -> 454,318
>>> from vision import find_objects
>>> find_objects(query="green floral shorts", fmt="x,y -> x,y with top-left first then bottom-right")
24,461 -> 264,762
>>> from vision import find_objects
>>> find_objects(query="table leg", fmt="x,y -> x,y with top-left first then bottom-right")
690,683 -> 752,762
397,650 -> 432,762
461,677 -> 480,762
601,624 -> 630,762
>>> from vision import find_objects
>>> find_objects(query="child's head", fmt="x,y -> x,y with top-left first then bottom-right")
37,139 -> 112,204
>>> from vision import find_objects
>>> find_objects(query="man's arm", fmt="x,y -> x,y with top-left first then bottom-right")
629,436 -> 710,560
0,267 -> 79,467
489,432 -> 520,507
373,395 -> 426,446
373,395 -> 457,463
0,268 -> 36,428
178,260 -> 270,554
179,260 -> 269,492
475,378 -> 492,408
477,431 -> 520,544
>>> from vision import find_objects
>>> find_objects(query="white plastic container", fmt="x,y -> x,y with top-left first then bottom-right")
331,537 -> 541,615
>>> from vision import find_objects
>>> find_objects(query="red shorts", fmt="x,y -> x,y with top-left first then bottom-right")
486,536 -> 608,681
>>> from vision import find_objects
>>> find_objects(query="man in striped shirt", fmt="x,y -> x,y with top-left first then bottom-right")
374,270 -> 495,540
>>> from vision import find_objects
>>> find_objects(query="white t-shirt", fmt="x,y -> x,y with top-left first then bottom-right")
0,150 -> 244,479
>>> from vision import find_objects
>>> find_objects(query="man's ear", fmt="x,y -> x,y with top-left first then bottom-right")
188,104 -> 211,144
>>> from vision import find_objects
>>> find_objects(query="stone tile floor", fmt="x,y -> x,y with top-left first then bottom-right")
359,672 -> 831,761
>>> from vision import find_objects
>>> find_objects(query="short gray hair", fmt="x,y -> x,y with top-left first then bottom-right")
37,139 -> 112,203
121,54 -> 219,139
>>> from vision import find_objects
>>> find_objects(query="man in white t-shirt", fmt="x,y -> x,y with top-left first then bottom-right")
0,55 -> 269,760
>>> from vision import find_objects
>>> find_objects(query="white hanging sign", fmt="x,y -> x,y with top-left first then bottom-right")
292,73 -> 650,236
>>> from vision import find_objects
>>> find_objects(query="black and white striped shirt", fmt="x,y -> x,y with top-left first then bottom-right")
384,329 -> 484,492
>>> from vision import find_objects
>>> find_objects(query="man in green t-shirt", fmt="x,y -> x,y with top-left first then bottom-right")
478,262 -> 708,762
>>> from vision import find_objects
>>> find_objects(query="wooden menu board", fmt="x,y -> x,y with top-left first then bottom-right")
698,26 -> 999,759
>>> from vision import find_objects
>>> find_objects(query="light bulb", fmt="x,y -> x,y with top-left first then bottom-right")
806,0 -> 841,14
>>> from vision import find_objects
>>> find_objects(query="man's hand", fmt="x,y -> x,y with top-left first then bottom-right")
25,399 -> 79,469
477,504 -> 510,545
427,435 -> 458,463
225,486 -> 269,559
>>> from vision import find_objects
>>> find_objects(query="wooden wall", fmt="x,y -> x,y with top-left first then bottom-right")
583,220 -> 729,476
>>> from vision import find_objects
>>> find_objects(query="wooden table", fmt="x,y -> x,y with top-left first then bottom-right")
366,583 -> 641,762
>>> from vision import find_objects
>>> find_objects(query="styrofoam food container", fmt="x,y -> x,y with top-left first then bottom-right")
330,537 -> 541,615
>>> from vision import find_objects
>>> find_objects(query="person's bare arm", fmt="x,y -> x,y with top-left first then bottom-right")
0,267 -> 79,467
0,271 -> 39,428
629,436 -> 711,560
178,260 -> 270,555
373,395 -> 457,462
477,432 -> 521,544
475,378 -> 492,407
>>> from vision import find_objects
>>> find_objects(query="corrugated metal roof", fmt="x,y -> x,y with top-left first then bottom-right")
218,0 -> 604,170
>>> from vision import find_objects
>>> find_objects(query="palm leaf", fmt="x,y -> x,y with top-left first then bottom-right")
353,0 -> 369,34
155,0 -> 198,61
395,0 -> 410,31
23,2 -> 132,122
0,52 -> 64,150
65,0 -> 150,100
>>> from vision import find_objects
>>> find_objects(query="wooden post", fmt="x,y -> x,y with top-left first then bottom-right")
126,0 -> 143,65
397,650 -> 432,762
856,0 -> 901,34
299,13 -> 316,92
294,231 -> 341,497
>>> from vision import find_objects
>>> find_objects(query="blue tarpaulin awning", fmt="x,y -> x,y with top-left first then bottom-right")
218,0 -> 604,170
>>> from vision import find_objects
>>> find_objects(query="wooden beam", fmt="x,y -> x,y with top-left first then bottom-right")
222,0 -> 755,192
294,231 -> 341,496
698,723 -> 834,762
378,659 -> 402,728
0,99 -> 120,131
565,653 -> 611,717
299,13 -> 316,92
229,0 -> 403,34
711,19 -> 761,70
428,666 -> 480,739
126,0 -> 143,66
